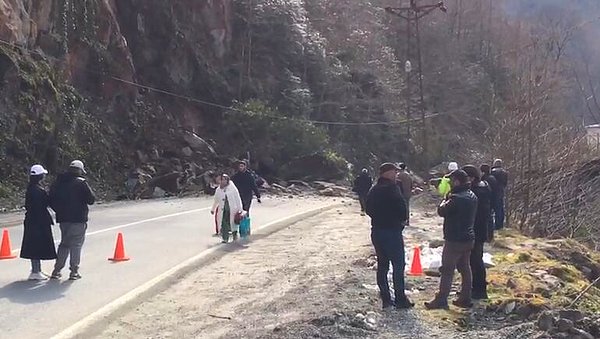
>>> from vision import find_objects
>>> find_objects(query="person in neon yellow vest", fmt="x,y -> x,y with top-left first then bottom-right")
438,162 -> 459,197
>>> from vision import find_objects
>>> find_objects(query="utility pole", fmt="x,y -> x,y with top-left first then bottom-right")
386,1 -> 447,160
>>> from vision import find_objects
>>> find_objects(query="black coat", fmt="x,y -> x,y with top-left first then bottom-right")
438,184 -> 477,242
232,170 -> 260,199
353,173 -> 372,196
366,178 -> 407,230
470,180 -> 492,243
20,183 -> 57,260
49,173 -> 96,223
482,173 -> 499,204
491,167 -> 509,196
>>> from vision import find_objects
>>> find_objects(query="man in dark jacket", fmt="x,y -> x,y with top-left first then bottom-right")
425,169 -> 477,310
366,163 -> 413,309
49,160 -> 95,280
491,159 -> 509,230
480,164 -> 498,238
232,160 -> 261,215
462,165 -> 492,300
353,168 -> 372,214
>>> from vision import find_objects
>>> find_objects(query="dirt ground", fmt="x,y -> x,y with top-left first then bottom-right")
97,197 -> 542,339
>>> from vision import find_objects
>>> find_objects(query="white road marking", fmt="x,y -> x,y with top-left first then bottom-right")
51,203 -> 337,339
11,207 -> 211,254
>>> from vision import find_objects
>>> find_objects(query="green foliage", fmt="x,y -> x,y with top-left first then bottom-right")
220,99 -> 330,165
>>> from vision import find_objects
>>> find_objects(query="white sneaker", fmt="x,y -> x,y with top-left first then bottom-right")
28,272 -> 49,281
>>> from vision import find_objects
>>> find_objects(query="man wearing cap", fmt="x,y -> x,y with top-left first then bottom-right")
462,165 -> 492,300
49,160 -> 96,280
365,163 -> 413,309
491,159 -> 509,229
426,169 -> 477,310
232,160 -> 261,215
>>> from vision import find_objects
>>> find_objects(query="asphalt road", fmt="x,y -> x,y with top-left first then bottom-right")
0,196 -> 331,339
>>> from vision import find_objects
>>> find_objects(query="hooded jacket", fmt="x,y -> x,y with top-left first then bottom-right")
49,172 -> 96,223
438,184 -> 477,242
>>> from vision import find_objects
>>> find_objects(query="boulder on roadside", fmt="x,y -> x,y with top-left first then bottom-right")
557,318 -> 574,333
537,311 -> 555,331
149,172 -> 181,194
181,146 -> 193,157
183,131 -> 217,156
559,309 -> 584,323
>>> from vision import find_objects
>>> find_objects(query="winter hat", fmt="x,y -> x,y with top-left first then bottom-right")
379,162 -> 400,175
448,169 -> 469,184
448,162 -> 459,171
461,165 -> 481,180
69,160 -> 87,174
30,164 -> 48,176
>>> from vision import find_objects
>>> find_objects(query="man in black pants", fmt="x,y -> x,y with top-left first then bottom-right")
462,165 -> 492,300
366,163 -> 414,310
232,160 -> 261,214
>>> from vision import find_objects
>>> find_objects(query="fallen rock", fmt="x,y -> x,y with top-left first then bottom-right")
429,239 -> 444,248
183,131 -> 217,156
507,278 -> 519,289
504,301 -> 517,314
181,146 -> 193,157
557,318 -> 574,333
569,328 -> 594,339
149,172 -> 181,194
536,311 -> 555,331
559,309 -> 584,322
153,187 -> 166,198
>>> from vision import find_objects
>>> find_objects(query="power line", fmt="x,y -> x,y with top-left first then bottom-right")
0,38 -> 444,126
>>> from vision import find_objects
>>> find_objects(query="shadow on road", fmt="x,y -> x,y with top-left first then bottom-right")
0,279 -> 73,304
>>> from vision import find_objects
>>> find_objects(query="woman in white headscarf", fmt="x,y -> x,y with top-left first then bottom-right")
211,174 -> 243,243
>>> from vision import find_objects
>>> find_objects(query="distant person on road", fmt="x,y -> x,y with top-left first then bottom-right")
462,165 -> 492,300
366,163 -> 414,310
49,160 -> 96,281
352,168 -> 372,215
20,165 -> 57,281
480,164 -> 498,238
491,159 -> 509,229
437,161 -> 459,198
211,174 -> 244,243
397,163 -> 413,224
426,169 -> 477,310
232,160 -> 261,215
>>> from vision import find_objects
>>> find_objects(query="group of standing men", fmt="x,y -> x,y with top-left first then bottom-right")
359,159 -> 508,310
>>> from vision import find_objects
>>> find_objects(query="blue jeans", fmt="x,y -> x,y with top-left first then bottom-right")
494,195 -> 505,230
371,228 -> 406,304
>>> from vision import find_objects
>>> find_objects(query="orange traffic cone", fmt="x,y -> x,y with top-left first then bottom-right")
408,246 -> 423,276
0,229 -> 17,260
108,232 -> 130,262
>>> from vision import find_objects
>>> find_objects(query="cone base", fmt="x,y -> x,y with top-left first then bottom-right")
108,257 -> 130,262
0,255 -> 17,260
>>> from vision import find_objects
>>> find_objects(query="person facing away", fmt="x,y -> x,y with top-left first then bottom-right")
365,163 -> 414,310
49,160 -> 95,280
480,163 -> 498,238
425,169 -> 477,310
438,161 -> 459,198
20,165 -> 57,281
231,160 -> 261,215
491,159 -> 509,230
462,165 -> 492,300
396,162 -> 413,224
353,168 -> 372,215
211,174 -> 244,243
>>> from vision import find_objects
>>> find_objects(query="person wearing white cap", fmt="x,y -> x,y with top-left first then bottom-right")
20,165 -> 57,280
49,160 -> 95,280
